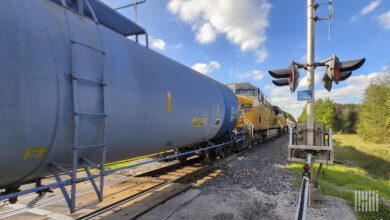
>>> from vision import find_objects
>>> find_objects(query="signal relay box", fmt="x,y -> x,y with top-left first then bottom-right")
288,122 -> 334,164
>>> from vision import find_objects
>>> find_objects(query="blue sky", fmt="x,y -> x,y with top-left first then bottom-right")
103,0 -> 390,118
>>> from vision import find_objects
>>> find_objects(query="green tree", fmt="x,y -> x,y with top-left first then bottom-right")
343,104 -> 359,133
286,112 -> 296,122
298,98 -> 338,130
298,104 -> 307,123
358,74 -> 390,143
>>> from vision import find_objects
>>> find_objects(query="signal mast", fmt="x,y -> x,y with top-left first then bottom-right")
268,1 -> 365,220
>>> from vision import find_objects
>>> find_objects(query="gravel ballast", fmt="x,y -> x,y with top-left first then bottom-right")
139,133 -> 356,220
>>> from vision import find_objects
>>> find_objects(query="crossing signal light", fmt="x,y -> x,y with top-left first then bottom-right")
269,60 -> 300,93
321,73 -> 332,92
322,55 -> 365,91
326,55 -> 365,84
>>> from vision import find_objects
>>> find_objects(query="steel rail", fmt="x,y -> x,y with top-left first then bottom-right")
0,175 -> 129,219
0,138 -> 243,203
77,165 -> 212,220
0,157 -> 202,218
295,153 -> 312,220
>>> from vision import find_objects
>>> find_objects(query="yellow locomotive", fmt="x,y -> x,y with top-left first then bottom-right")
227,82 -> 288,147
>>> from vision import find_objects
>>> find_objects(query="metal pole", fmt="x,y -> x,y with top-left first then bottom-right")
295,153 -> 312,220
306,0 -> 315,146
135,2 -> 138,42
134,2 -> 138,23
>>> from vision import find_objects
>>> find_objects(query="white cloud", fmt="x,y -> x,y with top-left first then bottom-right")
236,70 -> 265,81
301,53 -> 307,62
298,69 -> 324,88
168,0 -> 271,61
382,63 -> 390,73
316,72 -> 384,103
191,61 -> 221,74
255,48 -> 268,63
265,84 -> 272,90
269,86 -> 305,119
174,43 -> 184,49
378,10 -> 390,30
350,1 -> 380,23
195,23 -> 217,43
167,43 -> 184,50
150,37 -> 166,50
361,0 -> 381,15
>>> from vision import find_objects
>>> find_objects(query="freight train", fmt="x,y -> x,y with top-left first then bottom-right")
227,82 -> 289,148
0,0 -> 239,194
0,0 -> 289,209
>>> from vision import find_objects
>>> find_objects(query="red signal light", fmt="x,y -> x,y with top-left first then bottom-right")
335,68 -> 340,79
303,163 -> 311,171
289,71 -> 296,82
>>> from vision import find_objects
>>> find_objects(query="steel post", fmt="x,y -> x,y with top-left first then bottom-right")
135,2 -> 138,42
306,0 -> 315,146
295,153 -> 312,220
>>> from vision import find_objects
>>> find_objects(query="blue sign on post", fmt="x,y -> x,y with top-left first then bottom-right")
298,90 -> 313,101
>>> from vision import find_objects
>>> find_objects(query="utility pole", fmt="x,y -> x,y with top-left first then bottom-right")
306,0 -> 315,147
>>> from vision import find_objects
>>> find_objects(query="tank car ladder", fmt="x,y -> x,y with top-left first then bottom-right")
50,40 -> 107,213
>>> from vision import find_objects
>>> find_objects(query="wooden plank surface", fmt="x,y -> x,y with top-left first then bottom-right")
69,177 -> 166,217
100,183 -> 191,220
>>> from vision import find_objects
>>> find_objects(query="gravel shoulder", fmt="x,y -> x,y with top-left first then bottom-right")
139,134 -> 356,220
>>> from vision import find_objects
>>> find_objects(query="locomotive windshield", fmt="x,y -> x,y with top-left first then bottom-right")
236,89 -> 256,96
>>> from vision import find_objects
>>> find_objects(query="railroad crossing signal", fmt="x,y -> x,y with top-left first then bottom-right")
322,55 -> 365,91
269,60 -> 300,93
267,1 -> 366,219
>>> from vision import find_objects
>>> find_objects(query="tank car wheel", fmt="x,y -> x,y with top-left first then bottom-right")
252,139 -> 259,147
205,148 -> 217,164
178,155 -> 188,166
243,137 -> 252,149
218,147 -> 225,159
261,133 -> 267,143
4,187 -> 20,204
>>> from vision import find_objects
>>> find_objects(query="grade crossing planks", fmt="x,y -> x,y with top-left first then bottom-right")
99,183 -> 191,220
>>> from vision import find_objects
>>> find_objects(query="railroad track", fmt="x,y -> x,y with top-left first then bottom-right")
78,132 -> 283,219
0,157 -> 209,219
78,160 -> 213,219
0,131 -> 283,219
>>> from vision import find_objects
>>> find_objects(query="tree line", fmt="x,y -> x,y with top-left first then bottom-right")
298,74 -> 390,144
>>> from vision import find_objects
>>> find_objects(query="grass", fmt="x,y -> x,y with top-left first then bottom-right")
287,134 -> 390,220
333,134 -> 390,181
87,150 -> 174,172
105,150 -> 175,170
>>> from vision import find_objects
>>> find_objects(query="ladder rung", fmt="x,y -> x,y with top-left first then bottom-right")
76,144 -> 106,149
75,112 -> 107,117
71,75 -> 106,86
71,40 -> 106,54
